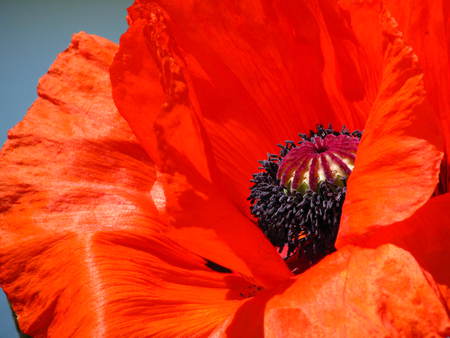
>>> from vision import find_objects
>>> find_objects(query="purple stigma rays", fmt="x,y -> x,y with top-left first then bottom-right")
277,134 -> 360,192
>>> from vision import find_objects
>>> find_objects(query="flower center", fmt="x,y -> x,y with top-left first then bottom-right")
248,126 -> 361,273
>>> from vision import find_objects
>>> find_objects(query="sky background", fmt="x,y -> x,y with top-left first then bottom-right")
0,1 -> 132,336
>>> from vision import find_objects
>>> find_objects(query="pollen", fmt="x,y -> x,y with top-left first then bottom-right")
248,125 -> 362,273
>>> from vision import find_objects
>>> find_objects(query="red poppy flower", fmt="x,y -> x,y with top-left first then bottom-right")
1,0 -> 449,337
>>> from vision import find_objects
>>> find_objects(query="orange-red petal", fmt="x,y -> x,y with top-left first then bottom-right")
0,32 -> 290,336
110,5 -> 211,180
338,7 -> 443,241
0,32 -> 156,336
156,171 -> 292,288
87,229 -> 252,337
111,0 -> 381,214
343,193 -> 450,287
0,33 -> 151,242
0,33 -> 243,336
383,0 -> 450,192
111,1 -> 293,286
264,245 -> 450,336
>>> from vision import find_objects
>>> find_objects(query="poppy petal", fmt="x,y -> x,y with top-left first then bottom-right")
343,193 -> 450,287
264,245 -> 450,336
109,6 -> 211,181
0,32 -> 283,335
339,8 -> 443,240
383,0 -> 450,192
0,32 -> 155,336
157,172 -> 292,287
80,229 -> 253,337
111,0 -> 376,212
2,224 -> 258,336
111,1 -> 292,286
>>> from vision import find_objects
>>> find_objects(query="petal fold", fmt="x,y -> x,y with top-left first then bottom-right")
0,32 -> 284,336
339,8 -> 443,240
111,1 -> 293,286
89,229 -> 248,337
264,245 -> 450,336
383,0 -> 450,192
0,32 -> 159,336
341,193 -> 450,287
111,0 -> 375,212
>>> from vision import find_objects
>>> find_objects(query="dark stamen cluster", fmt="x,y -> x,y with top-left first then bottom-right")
298,125 -> 362,141
248,125 -> 362,273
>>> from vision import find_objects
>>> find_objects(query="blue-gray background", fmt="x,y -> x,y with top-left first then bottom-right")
0,1 -> 132,336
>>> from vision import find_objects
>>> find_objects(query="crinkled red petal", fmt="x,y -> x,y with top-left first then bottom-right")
342,193 -> 450,288
156,171 -> 292,288
0,33 -> 248,336
338,7 -> 443,242
210,245 -> 450,336
383,0 -> 450,192
263,245 -> 450,336
111,1 -> 294,287
111,0 -> 382,216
